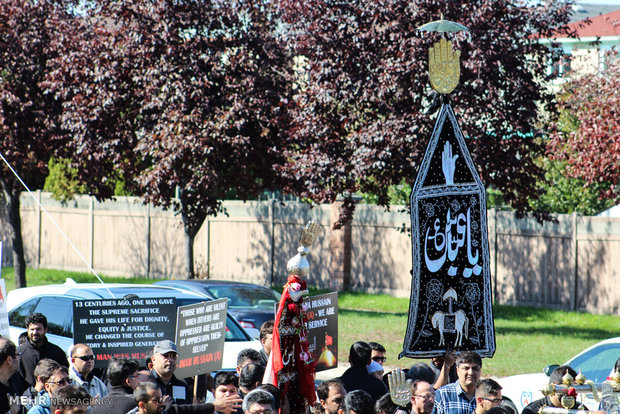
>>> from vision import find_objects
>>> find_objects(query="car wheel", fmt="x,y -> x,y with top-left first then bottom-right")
503,398 -> 519,414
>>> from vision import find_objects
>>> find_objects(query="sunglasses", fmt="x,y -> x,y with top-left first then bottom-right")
48,378 -> 73,385
414,393 -> 435,401
481,397 -> 504,405
75,355 -> 95,361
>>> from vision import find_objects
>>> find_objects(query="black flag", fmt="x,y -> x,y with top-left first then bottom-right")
401,103 -> 495,358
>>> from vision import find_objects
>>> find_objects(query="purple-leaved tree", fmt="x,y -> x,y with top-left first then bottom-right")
274,0 -> 578,225
0,0 -> 75,287
48,0 -> 294,278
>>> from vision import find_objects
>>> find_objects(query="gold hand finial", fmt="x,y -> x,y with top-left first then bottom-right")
429,37 -> 461,94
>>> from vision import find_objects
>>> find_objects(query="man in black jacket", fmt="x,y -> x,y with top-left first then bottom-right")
150,340 -> 192,404
0,338 -> 23,414
18,313 -> 69,389
91,357 -> 141,414
339,341 -> 387,403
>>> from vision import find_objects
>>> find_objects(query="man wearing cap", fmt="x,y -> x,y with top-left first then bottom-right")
151,340 -> 192,404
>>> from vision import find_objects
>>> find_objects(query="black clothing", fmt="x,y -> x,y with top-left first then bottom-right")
259,349 -> 269,367
20,385 -> 37,412
339,365 -> 388,403
429,361 -> 458,384
0,373 -> 23,414
152,370 -> 192,405
18,338 -> 69,388
90,384 -> 136,414
165,402 -> 216,414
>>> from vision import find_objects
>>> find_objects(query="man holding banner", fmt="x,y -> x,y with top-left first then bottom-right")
150,340 -> 191,405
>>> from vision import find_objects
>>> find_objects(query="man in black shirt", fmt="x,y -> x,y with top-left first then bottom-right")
0,338 -> 22,414
91,357 -> 141,414
18,313 -> 69,389
339,341 -> 387,403
150,340 -> 192,404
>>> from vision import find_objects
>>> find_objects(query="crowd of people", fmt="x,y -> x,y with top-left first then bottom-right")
0,311 -> 613,414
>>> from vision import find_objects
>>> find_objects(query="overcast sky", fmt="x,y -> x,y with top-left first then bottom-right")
576,0 -> 620,5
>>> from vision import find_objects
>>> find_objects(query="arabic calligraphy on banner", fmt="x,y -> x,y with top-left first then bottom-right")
401,103 -> 495,358
424,205 -> 481,277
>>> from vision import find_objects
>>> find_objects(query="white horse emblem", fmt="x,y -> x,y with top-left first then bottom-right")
431,309 -> 469,347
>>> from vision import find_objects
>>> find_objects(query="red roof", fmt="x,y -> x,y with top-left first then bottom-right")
566,8 -> 620,38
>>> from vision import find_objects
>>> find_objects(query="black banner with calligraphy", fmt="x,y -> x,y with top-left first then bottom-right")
401,103 -> 495,358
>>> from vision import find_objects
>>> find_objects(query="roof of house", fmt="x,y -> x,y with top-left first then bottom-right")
566,7 -> 620,37
597,204 -> 620,218
569,4 -> 620,23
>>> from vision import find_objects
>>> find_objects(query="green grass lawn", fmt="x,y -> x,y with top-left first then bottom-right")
336,302 -> 620,377
4,268 -> 620,378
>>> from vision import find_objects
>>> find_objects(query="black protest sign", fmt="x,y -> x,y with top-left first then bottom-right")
174,299 -> 228,378
401,103 -> 495,358
305,292 -> 338,372
73,298 -> 177,368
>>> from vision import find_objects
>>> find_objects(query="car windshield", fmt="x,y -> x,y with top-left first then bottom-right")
569,342 -> 620,383
9,295 -> 251,342
203,285 -> 279,309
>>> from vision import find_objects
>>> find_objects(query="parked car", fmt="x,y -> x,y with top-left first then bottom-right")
497,337 -> 620,413
7,279 -> 262,370
154,280 -> 279,333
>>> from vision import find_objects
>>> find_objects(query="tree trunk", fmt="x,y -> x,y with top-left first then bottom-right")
179,190 -> 207,280
184,231 -> 195,280
4,187 -> 27,288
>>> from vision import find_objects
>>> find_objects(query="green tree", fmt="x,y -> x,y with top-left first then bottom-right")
547,52 -> 619,206
44,157 -> 132,202
529,157 -> 615,215
44,158 -> 85,204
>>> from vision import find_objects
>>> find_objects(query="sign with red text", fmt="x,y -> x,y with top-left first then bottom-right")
73,297 -> 177,368
305,292 -> 338,372
174,299 -> 227,377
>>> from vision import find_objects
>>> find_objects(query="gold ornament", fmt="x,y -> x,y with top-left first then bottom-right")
541,384 -> 555,396
575,370 -> 586,385
429,37 -> 461,95
562,372 -> 574,386
561,395 -> 575,410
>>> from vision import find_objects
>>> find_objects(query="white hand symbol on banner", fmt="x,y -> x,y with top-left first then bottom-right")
441,142 -> 458,185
